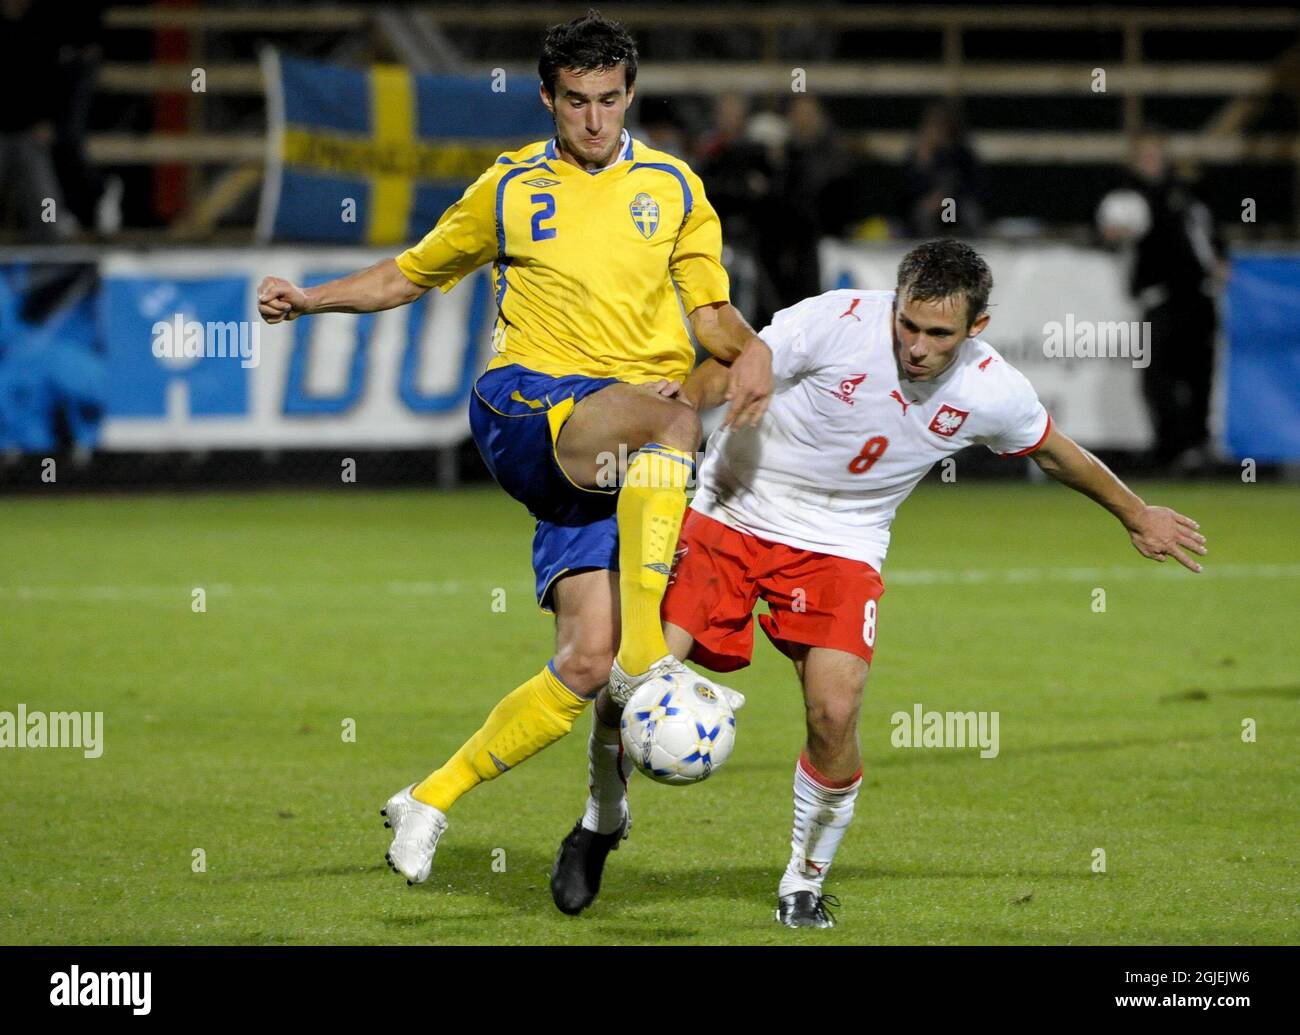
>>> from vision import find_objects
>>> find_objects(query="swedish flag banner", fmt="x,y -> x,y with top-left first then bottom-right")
257,51 -> 554,245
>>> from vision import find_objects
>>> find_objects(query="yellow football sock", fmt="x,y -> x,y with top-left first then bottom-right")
412,663 -> 588,812
614,443 -> 694,675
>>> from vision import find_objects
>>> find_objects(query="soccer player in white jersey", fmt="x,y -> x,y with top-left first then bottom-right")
562,239 -> 1208,927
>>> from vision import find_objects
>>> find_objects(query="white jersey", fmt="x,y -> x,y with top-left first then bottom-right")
691,289 -> 1051,571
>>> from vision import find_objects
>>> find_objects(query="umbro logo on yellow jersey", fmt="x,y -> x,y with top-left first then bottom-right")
523,177 -> 560,188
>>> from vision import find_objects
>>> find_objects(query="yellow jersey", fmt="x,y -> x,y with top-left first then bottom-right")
394,133 -> 730,384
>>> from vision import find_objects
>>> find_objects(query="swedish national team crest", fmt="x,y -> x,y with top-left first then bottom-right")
630,192 -> 660,238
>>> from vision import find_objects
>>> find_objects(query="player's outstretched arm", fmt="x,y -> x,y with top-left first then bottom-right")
687,302 -> 772,429
1030,425 -> 1208,572
257,259 -> 428,324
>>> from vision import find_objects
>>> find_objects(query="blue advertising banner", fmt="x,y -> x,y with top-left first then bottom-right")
102,275 -> 251,419
95,251 -> 493,450
1224,256 -> 1300,462
0,251 -> 495,453
0,264 -> 104,452
2,249 -> 1296,458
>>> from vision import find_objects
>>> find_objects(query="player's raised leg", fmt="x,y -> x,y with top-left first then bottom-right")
555,382 -> 702,682
776,645 -> 869,929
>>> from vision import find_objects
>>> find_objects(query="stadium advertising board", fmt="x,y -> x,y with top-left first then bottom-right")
1223,255 -> 1300,462
99,251 -> 493,450
6,248 -> 1289,455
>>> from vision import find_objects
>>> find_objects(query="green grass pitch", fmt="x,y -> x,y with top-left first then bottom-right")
1,480 -> 1296,945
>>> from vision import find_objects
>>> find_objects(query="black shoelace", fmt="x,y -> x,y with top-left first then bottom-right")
813,893 -> 841,923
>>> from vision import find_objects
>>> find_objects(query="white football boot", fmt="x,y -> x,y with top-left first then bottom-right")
381,783 -> 448,885
607,653 -> 746,711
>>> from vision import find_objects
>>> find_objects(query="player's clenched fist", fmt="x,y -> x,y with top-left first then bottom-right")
257,276 -> 310,323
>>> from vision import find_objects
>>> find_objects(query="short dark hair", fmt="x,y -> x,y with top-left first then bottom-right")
895,239 -> 993,327
538,9 -> 638,98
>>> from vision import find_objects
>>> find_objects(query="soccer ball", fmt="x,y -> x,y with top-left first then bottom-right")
620,672 -> 737,786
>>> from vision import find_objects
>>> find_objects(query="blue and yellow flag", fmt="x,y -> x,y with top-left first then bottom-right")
257,51 -> 554,245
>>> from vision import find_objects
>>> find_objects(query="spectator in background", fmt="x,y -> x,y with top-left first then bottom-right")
1097,128 -> 1225,473
697,93 -> 750,164
759,95 -> 849,310
54,0 -> 122,236
0,0 -> 70,241
696,95 -> 773,253
635,97 -> 686,158
786,94 -> 859,239
901,101 -> 985,237
753,95 -> 857,322
697,95 -> 780,323
697,94 -> 864,326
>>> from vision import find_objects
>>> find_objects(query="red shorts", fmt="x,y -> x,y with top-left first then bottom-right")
661,509 -> 885,673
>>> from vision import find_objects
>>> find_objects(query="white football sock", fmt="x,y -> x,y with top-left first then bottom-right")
779,752 -> 862,898
582,711 -> 633,835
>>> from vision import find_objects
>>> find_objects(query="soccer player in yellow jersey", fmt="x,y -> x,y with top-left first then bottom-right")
256,11 -> 773,905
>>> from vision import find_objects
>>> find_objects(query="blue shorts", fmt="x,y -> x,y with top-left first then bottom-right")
469,364 -> 623,612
